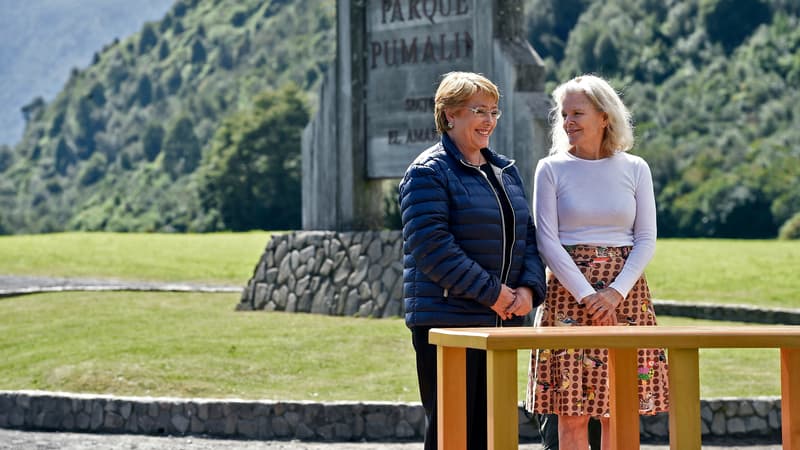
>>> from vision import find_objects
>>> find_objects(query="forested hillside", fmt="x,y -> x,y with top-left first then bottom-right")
0,0 -> 173,146
527,0 -> 800,238
1,0 -> 798,238
0,0 -> 334,233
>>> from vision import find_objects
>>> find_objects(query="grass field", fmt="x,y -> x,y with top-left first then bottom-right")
1,233 -> 798,307
0,291 -> 782,401
0,232 -> 273,285
0,233 -> 795,401
646,238 -> 800,308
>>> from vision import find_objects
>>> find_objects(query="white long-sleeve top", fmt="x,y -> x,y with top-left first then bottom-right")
533,151 -> 657,302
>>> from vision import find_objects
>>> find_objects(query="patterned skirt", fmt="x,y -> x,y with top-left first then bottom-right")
525,245 -> 669,417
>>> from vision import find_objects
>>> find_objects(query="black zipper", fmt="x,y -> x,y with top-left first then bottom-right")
460,157 -> 516,285
459,157 -> 517,329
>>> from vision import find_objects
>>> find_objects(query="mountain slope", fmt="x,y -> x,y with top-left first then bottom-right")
0,0 -> 174,146
526,0 -> 800,237
2,0 -> 798,238
1,0 -> 335,233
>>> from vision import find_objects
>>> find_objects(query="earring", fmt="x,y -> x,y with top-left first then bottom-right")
447,121 -> 454,129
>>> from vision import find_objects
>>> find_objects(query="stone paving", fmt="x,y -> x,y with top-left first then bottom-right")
0,275 -> 240,296
0,428 -> 784,450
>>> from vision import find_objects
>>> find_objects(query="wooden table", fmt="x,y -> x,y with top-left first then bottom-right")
429,325 -> 800,449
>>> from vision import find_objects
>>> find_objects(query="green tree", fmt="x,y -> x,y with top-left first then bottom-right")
21,97 -> 45,123
165,67 -> 182,94
191,39 -> 206,64
525,0 -> 592,60
88,82 -> 106,107
143,123 -> 165,162
79,152 -> 107,186
198,84 -> 308,230
138,22 -> 158,55
701,0 -> 771,53
158,40 -> 170,61
136,74 -> 153,107
0,145 -> 13,172
162,116 -> 201,179
54,138 -> 76,176
230,9 -> 249,27
74,96 -> 97,159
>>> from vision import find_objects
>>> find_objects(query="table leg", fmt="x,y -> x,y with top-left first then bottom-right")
437,345 -> 466,450
608,347 -> 641,450
668,347 -> 701,450
781,348 -> 800,449
487,349 -> 518,450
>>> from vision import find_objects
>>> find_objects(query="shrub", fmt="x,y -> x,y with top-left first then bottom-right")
79,153 -> 107,186
162,116 -> 200,179
779,212 -> 800,239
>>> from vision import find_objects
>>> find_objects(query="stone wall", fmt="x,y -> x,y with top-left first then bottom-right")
0,391 -> 783,443
238,231 -> 800,326
237,231 -> 404,317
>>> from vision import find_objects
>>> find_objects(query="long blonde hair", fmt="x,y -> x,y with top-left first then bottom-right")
549,75 -> 633,157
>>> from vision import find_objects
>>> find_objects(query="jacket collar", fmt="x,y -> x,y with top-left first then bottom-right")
441,133 -> 514,169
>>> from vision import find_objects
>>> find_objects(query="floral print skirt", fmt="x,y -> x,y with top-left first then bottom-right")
525,245 -> 669,417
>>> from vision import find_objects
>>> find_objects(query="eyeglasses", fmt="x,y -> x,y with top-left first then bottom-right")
468,107 -> 502,120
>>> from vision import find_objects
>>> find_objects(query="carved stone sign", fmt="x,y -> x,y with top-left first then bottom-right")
301,0 -> 548,231
365,0 -> 475,178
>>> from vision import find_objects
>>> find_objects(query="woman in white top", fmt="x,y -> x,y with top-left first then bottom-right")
526,75 -> 669,450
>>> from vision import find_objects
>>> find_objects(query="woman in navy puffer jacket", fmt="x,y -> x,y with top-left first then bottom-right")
399,72 -> 546,450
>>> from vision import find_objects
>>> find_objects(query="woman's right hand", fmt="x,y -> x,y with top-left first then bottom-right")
491,284 -> 517,320
582,290 -> 620,326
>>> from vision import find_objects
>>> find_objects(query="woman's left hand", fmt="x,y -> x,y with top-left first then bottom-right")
584,287 -> 623,325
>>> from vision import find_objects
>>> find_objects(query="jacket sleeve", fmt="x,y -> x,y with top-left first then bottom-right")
399,162 -> 501,307
517,214 -> 547,306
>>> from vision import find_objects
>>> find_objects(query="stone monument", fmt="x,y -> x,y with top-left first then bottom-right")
238,0 -> 549,315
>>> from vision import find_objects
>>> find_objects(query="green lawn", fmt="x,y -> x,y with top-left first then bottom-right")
0,291 -> 417,401
0,232 -> 273,284
647,238 -> 800,308
0,233 -> 794,401
0,291 -> 781,401
0,234 -> 798,307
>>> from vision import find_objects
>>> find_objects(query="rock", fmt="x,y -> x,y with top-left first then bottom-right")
344,290 -> 360,316
347,244 -> 362,264
752,399 -> 771,417
347,256 -> 368,286
710,411 -> 726,435
727,417 -> 746,434
299,245 -> 315,264
738,400 -> 754,416
265,268 -> 278,283
277,256 -> 291,284
395,420 -> 416,438
357,301 -> 374,318
310,281 -> 331,315
367,238 -> 382,262
274,240 -> 288,265
367,264 -> 383,283
319,259 -> 334,277
171,414 -> 190,433
745,415 -> 768,434
358,281 -> 371,300
333,264 -> 350,285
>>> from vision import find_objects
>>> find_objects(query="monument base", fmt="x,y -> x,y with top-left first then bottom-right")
238,230 -> 404,318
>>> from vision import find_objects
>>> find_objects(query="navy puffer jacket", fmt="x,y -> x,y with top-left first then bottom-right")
399,133 -> 546,328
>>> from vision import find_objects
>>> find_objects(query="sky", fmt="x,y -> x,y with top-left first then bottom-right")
0,0 -> 175,146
